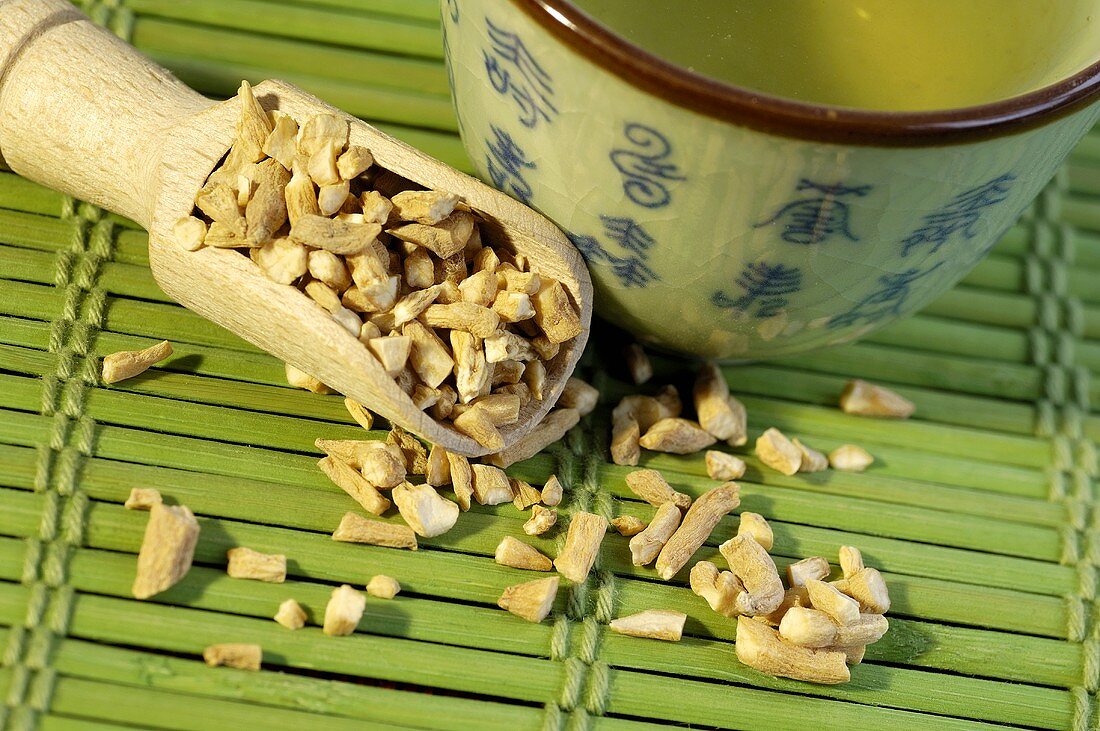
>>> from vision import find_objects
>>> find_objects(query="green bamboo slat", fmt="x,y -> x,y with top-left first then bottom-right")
36,716 -> 135,731
112,230 -> 149,266
0,316 -> 51,351
921,287 -> 1039,329
284,0 -> 440,21
125,0 -> 444,58
103,295 -> 256,352
0,209 -> 80,252
0,280 -> 66,325
865,313 -> 1031,365
0,172 -> 69,217
959,253 -> 1024,292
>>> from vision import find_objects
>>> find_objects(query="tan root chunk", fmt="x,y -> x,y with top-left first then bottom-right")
391,285 -> 442,327
495,536 -> 553,571
629,502 -> 682,566
366,574 -> 401,599
367,335 -> 411,375
689,561 -> 743,617
254,237 -> 309,284
403,320 -> 454,388
285,363 -> 332,394
451,330 -> 491,404
331,512 -> 417,550
459,268 -> 499,306
755,427 -> 802,476
453,406 -> 504,450
556,378 -> 599,416
829,444 -> 874,472
493,291 -> 535,323
337,145 -> 374,180
840,379 -> 915,419
639,418 -> 717,454
610,610 -> 686,641
483,408 -> 580,469
533,279 -> 582,343
307,249 -> 351,291
838,546 -> 865,579
203,220 -> 248,248
285,160 -> 321,226
102,340 -> 173,384
262,111 -> 298,169
624,343 -> 653,385
833,613 -> 889,646
611,416 -> 641,467
343,398 -> 374,431
844,568 -> 891,613
422,302 -> 500,339
446,452 -> 474,511
793,439 -> 829,473
470,464 -> 514,506
315,440 -> 405,488
705,450 -> 746,481
361,190 -> 395,224
485,330 -> 536,363
196,183 -> 244,227
498,576 -> 559,622
761,586 -> 810,626
554,512 -> 608,582
307,141 -> 341,186
290,215 -> 381,256
787,556 -> 830,587
174,216 -> 207,251
132,504 -> 200,599
227,547 -> 287,583
454,394 -> 521,425
779,607 -> 839,648
625,469 -> 691,510
124,487 -> 162,511
736,512 -> 774,551
388,211 -> 474,258
524,505 -> 558,536
392,482 -> 459,537
540,474 -> 564,507
323,584 -> 366,636
512,478 -> 542,510
386,426 -> 429,475
203,643 -> 262,671
234,80 -> 273,160
245,160 -> 291,244
735,616 -> 850,684
391,190 -> 460,224
304,280 -> 341,313
805,579 -> 861,625
719,534 -> 784,616
425,444 -> 451,487
503,269 -> 540,294
274,598 -> 307,630
491,359 -> 526,386
318,456 -> 391,515
523,359 -> 547,401
693,362 -> 743,441
655,483 -> 740,580
610,515 -> 648,537
530,335 -> 560,361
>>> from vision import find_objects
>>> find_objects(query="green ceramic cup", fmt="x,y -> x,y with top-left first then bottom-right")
441,0 -> 1100,358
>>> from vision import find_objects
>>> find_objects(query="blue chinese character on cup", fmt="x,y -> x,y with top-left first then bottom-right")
610,123 -> 685,209
569,216 -> 660,288
485,125 -> 535,204
712,261 -> 803,319
755,179 -> 872,245
900,173 -> 1016,257
483,17 -> 557,129
828,261 -> 944,329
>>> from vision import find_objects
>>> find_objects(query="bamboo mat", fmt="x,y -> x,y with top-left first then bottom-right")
2,1 -> 1100,729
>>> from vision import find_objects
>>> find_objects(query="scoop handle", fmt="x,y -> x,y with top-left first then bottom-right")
0,0 -> 212,228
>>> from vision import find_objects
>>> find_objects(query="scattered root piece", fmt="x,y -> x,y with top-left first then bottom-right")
761,586 -> 810,626
274,598 -> 307,630
705,451 -> 746,481
829,445 -> 874,472
499,576 -> 559,622
512,478 -> 542,510
610,515 -> 647,537
778,607 -> 838,648
833,613 -> 889,647
755,428 -> 801,476
331,512 -> 417,550
639,418 -> 716,454
610,416 -> 641,466
844,568 -> 891,613
124,488 -> 162,511
693,362 -> 744,441
629,502 -> 681,567
102,340 -> 173,384
655,482 -> 740,580
425,444 -> 451,487
387,426 -> 430,475
838,546 -> 864,579
553,512 -> 608,582
285,363 -> 333,394
735,616 -> 850,685
556,377 -> 599,416
624,469 -> 691,510
719,534 -> 784,616
315,439 -> 405,488
524,505 -> 557,535
227,547 -> 287,583
482,408 -> 581,468
367,574 -> 401,599
471,464 -> 514,505
318,456 -> 391,515
203,643 -> 261,671
132,504 -> 200,600
624,343 -> 653,384
540,475 -> 564,507
792,439 -> 828,473
805,579 -> 861,625
839,379 -> 915,419
447,451 -> 474,511
610,609 -> 686,641
787,556 -> 830,588
344,398 -> 374,430
532,279 -> 582,343
392,482 -> 459,537
323,584 -> 366,636
495,536 -> 553,571
689,561 -> 743,617
736,512 -> 773,551
453,406 -> 504,450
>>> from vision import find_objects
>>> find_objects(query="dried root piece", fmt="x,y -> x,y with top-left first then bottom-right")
324,584 -> 366,636
805,579 -> 860,625
493,291 -> 535,323
391,190 -> 460,224
368,335 -> 411,376
102,340 -> 173,384
655,482 -> 740,580
610,609 -> 685,641
839,379 -> 915,419
174,216 -> 207,251
524,505 -> 557,535
290,215 -> 381,256
423,302 -> 500,339
755,428 -> 801,476
227,547 -> 287,583
315,439 -> 405,488
124,488 -> 162,511
735,616 -> 850,684
274,598 -> 307,630
778,607 -> 839,648
610,515 -> 647,537
495,536 -> 553,571
611,416 -> 641,466
787,556 -> 830,588
344,397 -> 374,431
285,363 -> 332,394
453,406 -> 504,450
838,546 -> 864,579
263,111 -> 298,169
689,561 -> 743,617
512,479 -> 542,510
833,613 -> 889,649
235,80 -> 273,162
470,464 -> 514,505
629,502 -> 682,566
425,444 -> 451,487
693,362 -> 745,441
332,512 -> 417,550
337,145 -> 374,180
553,512 -> 608,582
719,534 -> 784,616
388,211 -> 475,258
483,408 -> 581,469
387,426 -> 430,475
793,439 -> 829,473
196,183 -> 244,228
624,343 -> 653,385
533,279 -> 582,343
844,568 -> 891,613
639,418 -> 716,454
285,160 -> 321,226
404,321 -> 455,388
203,643 -> 262,671
245,160 -> 291,244
446,451 -> 474,510
254,237 -> 308,284
318,456 -> 391,515
705,450 -> 746,481
556,378 -> 599,416
540,475 -> 564,507
132,504 -> 200,600
625,469 -> 691,510
498,576 -> 559,622
829,445 -> 874,472
392,482 -> 459,537
367,574 -> 401,599
761,586 -> 810,626
736,512 -> 773,551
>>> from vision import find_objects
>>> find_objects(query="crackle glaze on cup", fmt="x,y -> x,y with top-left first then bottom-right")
441,0 -> 1100,358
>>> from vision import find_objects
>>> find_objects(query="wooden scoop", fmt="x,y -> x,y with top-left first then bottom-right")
0,0 -> 592,456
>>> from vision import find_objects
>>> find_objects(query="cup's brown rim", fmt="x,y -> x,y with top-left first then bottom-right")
510,0 -> 1100,147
